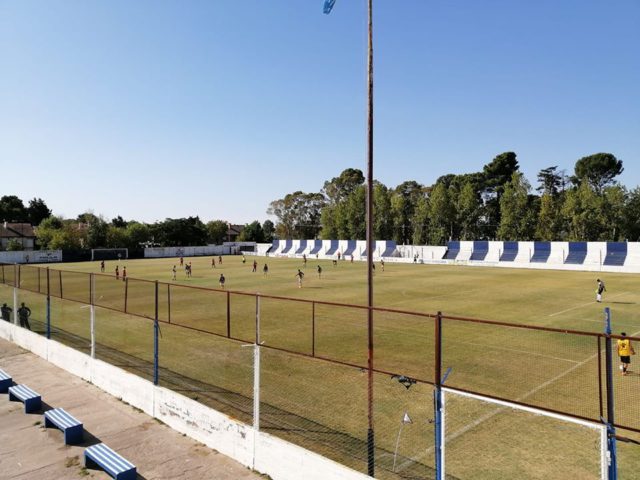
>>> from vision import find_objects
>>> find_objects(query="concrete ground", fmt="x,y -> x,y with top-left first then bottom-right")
0,338 -> 263,480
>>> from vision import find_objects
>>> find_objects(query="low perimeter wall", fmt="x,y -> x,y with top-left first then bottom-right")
0,320 -> 369,480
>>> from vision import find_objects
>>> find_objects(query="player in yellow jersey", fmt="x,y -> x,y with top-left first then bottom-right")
617,332 -> 635,375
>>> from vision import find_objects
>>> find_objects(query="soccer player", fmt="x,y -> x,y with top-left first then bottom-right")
211,257 -> 216,268
303,254 -> 307,267
122,266 -> 127,282
617,332 -> 635,375
263,264 -> 269,276
115,265 -> 120,280
219,273 -> 226,289
17,302 -> 31,330
317,265 -> 322,278
295,269 -> 304,288
172,265 -> 177,281
242,255 -> 246,264
180,256 -> 184,267
596,279 -> 606,302
332,259 -> 337,267
252,260 -> 257,272
218,255 -> 222,265
337,252 -> 341,261
100,260 -> 105,273
380,259 -> 385,271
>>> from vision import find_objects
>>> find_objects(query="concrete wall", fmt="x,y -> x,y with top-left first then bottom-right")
0,250 -> 62,264
0,320 -> 370,480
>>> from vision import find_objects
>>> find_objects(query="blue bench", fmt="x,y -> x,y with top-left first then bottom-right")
44,407 -> 84,444
8,384 -> 41,413
85,443 -> 137,480
0,369 -> 11,393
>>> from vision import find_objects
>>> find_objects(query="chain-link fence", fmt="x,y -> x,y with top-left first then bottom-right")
1,264 -> 638,479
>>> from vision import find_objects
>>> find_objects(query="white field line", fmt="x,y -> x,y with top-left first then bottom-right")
547,292 -> 628,317
455,340 -> 580,364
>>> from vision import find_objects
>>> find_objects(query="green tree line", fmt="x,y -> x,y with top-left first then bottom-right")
268,152 -> 640,244
0,195 -> 275,250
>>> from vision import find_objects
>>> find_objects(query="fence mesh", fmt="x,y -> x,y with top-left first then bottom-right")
2,264 -> 640,479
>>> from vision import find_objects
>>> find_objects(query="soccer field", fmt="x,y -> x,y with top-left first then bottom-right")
4,255 -> 640,479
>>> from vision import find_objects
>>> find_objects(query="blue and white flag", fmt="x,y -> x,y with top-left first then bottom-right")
323,0 -> 337,14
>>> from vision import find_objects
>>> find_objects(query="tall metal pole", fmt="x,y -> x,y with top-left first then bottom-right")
604,307 -> 617,480
154,280 -> 159,386
365,0 -> 375,476
46,268 -> 51,339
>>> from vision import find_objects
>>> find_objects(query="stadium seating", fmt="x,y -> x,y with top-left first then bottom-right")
280,240 -> 293,254
44,407 -> 84,445
8,384 -> 41,413
0,369 -> 11,393
444,241 -> 460,260
309,240 -> 323,255
343,240 -> 357,256
295,240 -> 308,255
604,242 -> 627,266
530,242 -> 551,263
85,443 -> 136,480
267,240 -> 280,255
564,242 -> 588,264
379,241 -> 398,257
499,242 -> 518,262
469,241 -> 489,261
325,240 -> 340,256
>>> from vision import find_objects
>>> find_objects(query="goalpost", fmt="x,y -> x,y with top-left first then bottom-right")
91,248 -> 129,261
440,387 -> 608,480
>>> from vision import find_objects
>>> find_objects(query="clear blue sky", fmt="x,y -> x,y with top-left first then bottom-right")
1,1 -> 639,224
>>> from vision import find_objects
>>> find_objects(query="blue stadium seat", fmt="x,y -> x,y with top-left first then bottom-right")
470,241 -> 489,261
530,242 -> 551,263
564,242 -> 587,264
380,241 -> 398,257
325,240 -> 340,256
603,242 -> 627,266
499,242 -> 518,262
309,240 -> 323,254
444,241 -> 460,260
343,241 -> 357,256
267,240 -> 280,254
295,240 -> 308,254
280,240 -> 293,254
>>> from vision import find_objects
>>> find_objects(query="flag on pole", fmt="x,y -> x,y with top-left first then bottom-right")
323,0 -> 337,14
402,412 -> 413,424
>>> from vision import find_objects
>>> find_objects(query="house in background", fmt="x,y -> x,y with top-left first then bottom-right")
226,224 -> 245,242
0,222 -> 36,250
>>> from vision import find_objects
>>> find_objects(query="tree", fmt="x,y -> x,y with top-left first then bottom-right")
497,172 -> 534,240
6,238 -> 23,251
262,220 -> 275,242
622,187 -> 640,241
0,195 -> 27,222
125,222 -> 151,249
35,216 -> 64,249
561,182 -> 607,241
112,216 -> 128,228
390,181 -> 424,244
535,193 -> 563,241
268,191 -> 326,239
106,225 -> 128,247
536,166 -> 564,196
322,168 -> 365,205
86,216 -> 109,248
239,221 -> 265,242
456,181 -> 481,240
574,153 -> 623,193
373,183 -> 393,240
48,222 -> 85,250
27,198 -> 51,225
206,220 -> 228,245
427,182 -> 454,245
411,196 -> 430,245
151,217 -> 208,246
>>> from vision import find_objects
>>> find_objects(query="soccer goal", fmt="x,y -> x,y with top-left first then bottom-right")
440,387 -> 607,480
91,248 -> 129,261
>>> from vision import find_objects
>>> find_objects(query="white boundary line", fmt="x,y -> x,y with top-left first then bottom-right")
547,292 -> 628,317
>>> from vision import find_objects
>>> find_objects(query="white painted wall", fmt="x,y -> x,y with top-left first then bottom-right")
0,250 -> 62,264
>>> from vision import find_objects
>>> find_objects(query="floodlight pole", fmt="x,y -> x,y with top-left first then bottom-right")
365,0 -> 375,476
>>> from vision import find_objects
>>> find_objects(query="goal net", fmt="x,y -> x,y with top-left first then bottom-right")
441,387 -> 607,480
91,248 -> 129,261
